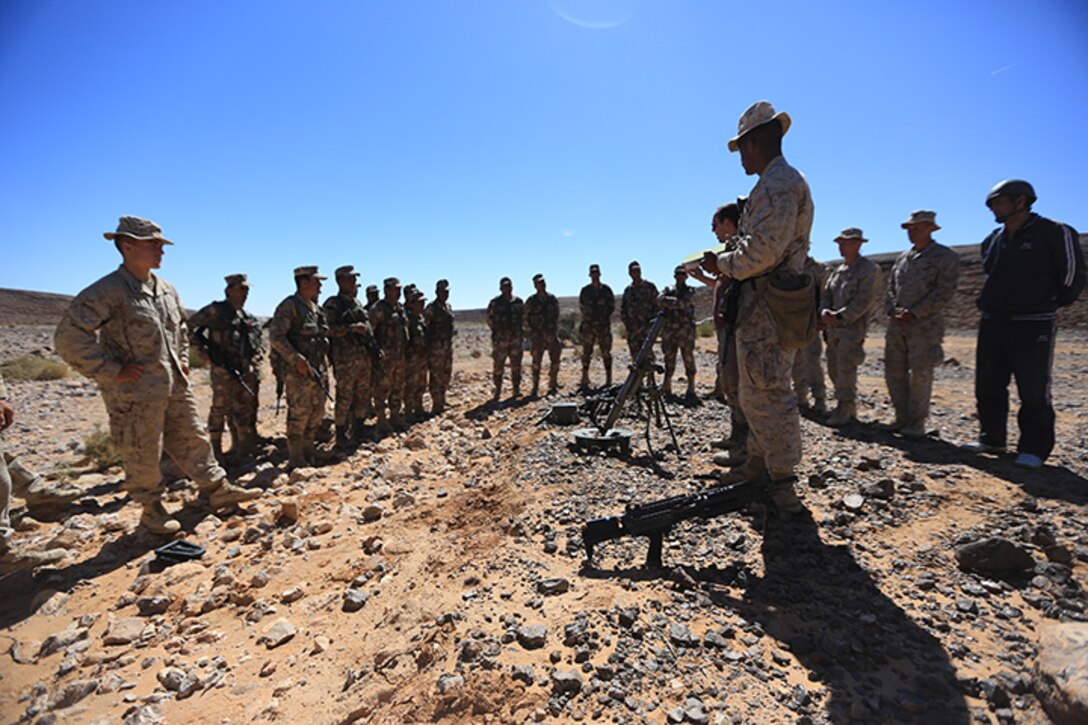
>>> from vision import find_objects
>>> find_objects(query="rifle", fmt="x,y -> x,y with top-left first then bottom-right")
582,478 -> 765,569
303,358 -> 333,402
718,279 -> 741,368
193,329 -> 256,398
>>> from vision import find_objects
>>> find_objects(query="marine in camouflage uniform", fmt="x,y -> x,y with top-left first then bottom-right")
270,266 -> 331,466
820,228 -> 883,426
707,102 -> 812,513
620,261 -> 659,362
486,277 -> 524,400
882,210 -> 961,439
791,256 -> 830,414
403,285 -> 429,421
188,273 -> 263,459
424,279 -> 455,414
657,266 -> 697,397
525,273 -> 562,397
579,264 -> 615,388
370,278 -> 410,433
322,265 -> 378,447
55,216 -> 260,535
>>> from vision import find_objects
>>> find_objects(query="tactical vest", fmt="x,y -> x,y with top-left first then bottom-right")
325,295 -> 372,358
285,296 -> 329,368
198,301 -> 262,367
489,296 -> 523,341
374,299 -> 409,354
425,302 -> 454,346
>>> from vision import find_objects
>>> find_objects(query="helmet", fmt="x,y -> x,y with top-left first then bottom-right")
986,179 -> 1036,206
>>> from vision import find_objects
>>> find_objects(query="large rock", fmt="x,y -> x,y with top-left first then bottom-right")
955,537 -> 1035,573
103,617 -> 147,645
1034,622 -> 1088,725
264,618 -> 296,649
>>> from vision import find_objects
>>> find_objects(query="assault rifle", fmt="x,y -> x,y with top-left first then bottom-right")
304,358 -> 333,402
582,478 -> 764,569
192,329 -> 255,398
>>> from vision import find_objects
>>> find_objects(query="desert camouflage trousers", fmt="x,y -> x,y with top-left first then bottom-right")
885,320 -> 944,426
331,356 -> 372,426
826,325 -> 867,403
626,324 -> 655,362
529,332 -> 561,382
581,326 -> 612,370
427,344 -> 453,401
405,354 -> 428,414
791,333 -> 826,400
735,296 -> 801,476
376,354 -> 406,417
661,326 -> 695,383
209,366 -> 259,439
0,437 -> 12,549
492,339 -> 523,388
102,386 -> 226,505
718,327 -> 747,440
285,368 -> 327,444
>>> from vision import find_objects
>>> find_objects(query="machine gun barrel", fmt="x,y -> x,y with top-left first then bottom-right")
582,478 -> 764,568
599,313 -> 666,433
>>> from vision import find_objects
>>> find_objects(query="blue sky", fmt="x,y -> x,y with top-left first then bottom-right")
2,0 -> 1086,314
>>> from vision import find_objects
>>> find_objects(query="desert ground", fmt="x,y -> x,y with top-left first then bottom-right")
0,322 -> 1086,724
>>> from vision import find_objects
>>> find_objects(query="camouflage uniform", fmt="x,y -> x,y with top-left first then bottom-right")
621,279 -> 659,360
792,256 -> 830,409
715,155 -> 813,478
55,266 -> 231,508
188,298 -> 263,456
0,374 -> 13,551
270,293 -> 330,460
525,290 -> 561,394
370,296 -> 410,428
821,256 -> 882,406
579,283 -> 615,385
487,293 -> 524,398
322,292 -> 377,432
884,242 -> 961,429
657,279 -> 697,395
424,297 -> 455,412
404,303 -> 428,418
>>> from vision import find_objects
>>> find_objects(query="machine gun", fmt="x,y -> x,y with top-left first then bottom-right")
192,329 -> 255,398
573,313 -> 678,457
582,478 -> 764,569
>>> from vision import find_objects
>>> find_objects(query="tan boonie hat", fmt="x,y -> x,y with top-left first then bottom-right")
901,210 -> 941,230
224,273 -> 248,286
294,266 -> 327,279
104,216 -> 173,244
834,227 -> 868,243
728,101 -> 792,152
335,265 -> 360,278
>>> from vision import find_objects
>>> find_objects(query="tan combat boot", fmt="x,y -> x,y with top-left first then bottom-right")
287,437 -> 308,469
826,401 -> 857,427
718,456 -> 767,484
0,542 -> 67,574
139,501 -> 181,536
207,480 -> 262,510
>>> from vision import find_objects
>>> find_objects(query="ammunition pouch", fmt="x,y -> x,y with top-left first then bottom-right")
754,268 -> 817,351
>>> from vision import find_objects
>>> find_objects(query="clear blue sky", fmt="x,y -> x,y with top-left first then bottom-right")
2,0 -> 1086,314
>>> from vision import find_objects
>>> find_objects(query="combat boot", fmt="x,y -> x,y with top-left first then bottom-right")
529,371 -> 540,398
287,437 -> 308,469
511,374 -> 522,399
391,413 -> 409,432
139,501 -> 181,536
811,396 -> 829,416
492,377 -> 503,402
376,412 -> 394,436
233,429 -> 258,459
335,424 -> 353,449
431,394 -> 446,415
685,380 -> 696,398
206,480 -> 262,509
548,369 -> 559,395
718,456 -> 766,484
0,543 -> 67,573
712,446 -> 748,468
766,475 -> 805,521
605,362 -> 613,387
826,401 -> 857,427
900,422 -> 927,441
579,368 -> 590,389
661,372 -> 673,396
876,415 -> 908,432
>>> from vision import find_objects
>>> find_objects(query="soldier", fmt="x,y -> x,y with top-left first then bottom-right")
578,264 -> 615,388
323,265 -> 378,447
620,261 -> 659,362
792,255 -> 830,415
370,277 -> 410,433
882,211 -> 961,440
657,265 -> 698,397
364,284 -> 380,311
524,273 -> 562,397
363,283 -> 381,417
1,373 -> 69,573
702,101 -> 812,515
486,277 -> 524,400
424,279 -> 455,414
820,228 -> 882,426
403,285 -> 428,421
961,180 -> 1084,468
188,273 -> 263,460
270,266 -> 331,467
55,216 -> 260,535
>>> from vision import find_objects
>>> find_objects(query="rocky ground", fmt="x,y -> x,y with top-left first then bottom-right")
1,323 -> 1086,725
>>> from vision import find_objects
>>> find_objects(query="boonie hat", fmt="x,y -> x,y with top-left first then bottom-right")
335,265 -> 360,278
294,266 -> 327,279
728,101 -> 792,152
104,216 -> 173,244
834,228 -> 868,243
224,273 -> 249,286
901,210 -> 940,230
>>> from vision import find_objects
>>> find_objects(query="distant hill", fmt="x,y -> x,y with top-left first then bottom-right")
0,289 -> 74,326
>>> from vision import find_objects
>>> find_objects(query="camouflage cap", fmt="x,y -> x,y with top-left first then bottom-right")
104,216 -> 173,244
901,210 -> 941,230
435,279 -> 449,290
224,273 -> 249,286
335,265 -> 360,278
532,273 -> 545,284
589,264 -> 601,274
834,227 -> 868,243
674,265 -> 687,275
293,266 -> 327,279
500,276 -> 512,286
407,287 -> 426,302
365,284 -> 379,294
628,260 -> 640,270
727,101 -> 791,152
383,277 -> 400,288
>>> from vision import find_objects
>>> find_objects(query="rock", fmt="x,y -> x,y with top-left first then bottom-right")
104,617 -> 146,645
47,678 -> 98,710
517,625 -> 548,650
1034,622 -> 1088,724
404,435 -> 427,451
956,537 -> 1035,573
342,589 -> 370,612
380,461 -> 415,482
681,696 -> 709,725
362,504 -> 384,522
551,669 -> 583,694
264,618 -> 296,649
312,635 -> 331,654
259,660 -> 277,677
122,704 -> 164,725
156,667 -> 186,691
278,500 -> 300,523
669,623 -> 700,648
861,479 -> 895,499
842,494 -> 865,512
437,673 -> 464,694
512,664 -> 535,684
281,586 -> 305,604
366,485 -> 392,502
393,492 -> 416,508
537,578 -> 570,596
38,625 -> 88,658
135,596 -> 172,617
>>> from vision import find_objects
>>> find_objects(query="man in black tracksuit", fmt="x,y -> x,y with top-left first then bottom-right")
963,180 -> 1084,468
